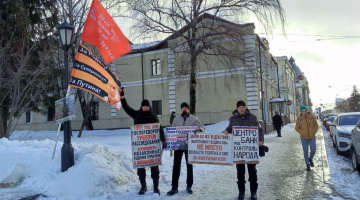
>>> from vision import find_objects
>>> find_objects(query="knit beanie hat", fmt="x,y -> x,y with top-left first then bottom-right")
300,105 -> 307,111
180,102 -> 189,109
236,100 -> 246,108
141,99 -> 150,107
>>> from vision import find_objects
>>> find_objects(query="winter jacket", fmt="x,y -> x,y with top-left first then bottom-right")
225,109 -> 264,143
272,114 -> 283,128
121,98 -> 166,144
172,113 -> 205,131
295,112 -> 318,139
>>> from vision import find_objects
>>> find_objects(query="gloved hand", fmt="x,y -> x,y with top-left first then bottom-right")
120,87 -> 124,97
194,129 -> 203,134
162,142 -> 167,150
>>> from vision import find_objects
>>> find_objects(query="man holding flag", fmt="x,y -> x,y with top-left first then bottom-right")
120,88 -> 166,195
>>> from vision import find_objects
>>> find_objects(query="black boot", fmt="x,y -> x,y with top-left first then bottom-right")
153,179 -> 160,195
251,191 -> 257,200
238,191 -> 245,200
309,158 -> 314,167
138,179 -> 147,195
306,164 -> 311,171
186,186 -> 193,194
167,188 -> 178,196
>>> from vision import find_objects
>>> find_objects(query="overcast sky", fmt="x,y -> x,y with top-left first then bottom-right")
258,0 -> 360,107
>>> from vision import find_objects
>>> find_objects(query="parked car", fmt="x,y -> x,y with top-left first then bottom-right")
330,112 -> 360,154
325,115 -> 336,132
351,119 -> 360,173
323,113 -> 337,126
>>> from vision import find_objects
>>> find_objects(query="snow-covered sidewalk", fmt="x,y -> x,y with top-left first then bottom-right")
1,121 -> 359,199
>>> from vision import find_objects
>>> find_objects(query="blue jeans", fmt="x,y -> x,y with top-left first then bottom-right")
300,138 -> 316,165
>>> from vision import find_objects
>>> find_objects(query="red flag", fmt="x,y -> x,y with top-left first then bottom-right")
81,0 -> 132,64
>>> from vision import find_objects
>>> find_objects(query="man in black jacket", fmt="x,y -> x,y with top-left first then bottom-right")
272,111 -> 283,137
120,88 -> 166,195
223,100 -> 263,200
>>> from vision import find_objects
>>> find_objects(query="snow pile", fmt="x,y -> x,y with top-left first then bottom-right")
0,133 -> 136,199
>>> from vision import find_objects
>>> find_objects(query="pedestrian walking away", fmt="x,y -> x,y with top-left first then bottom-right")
120,88 -> 166,195
223,100 -> 264,200
272,111 -> 283,137
167,102 -> 205,196
295,105 -> 318,171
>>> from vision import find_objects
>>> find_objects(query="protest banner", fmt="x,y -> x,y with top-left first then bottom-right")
164,126 -> 198,150
233,126 -> 259,164
188,133 -> 233,165
131,123 -> 162,168
55,95 -> 75,124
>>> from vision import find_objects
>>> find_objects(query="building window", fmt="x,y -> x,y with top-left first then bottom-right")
25,111 -> 32,124
151,59 -> 161,75
47,107 -> 55,122
152,100 -> 162,116
90,101 -> 99,120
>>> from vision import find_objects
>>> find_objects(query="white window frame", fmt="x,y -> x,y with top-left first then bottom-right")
151,59 -> 161,76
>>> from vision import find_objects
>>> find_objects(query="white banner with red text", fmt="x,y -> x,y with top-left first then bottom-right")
131,123 -> 162,168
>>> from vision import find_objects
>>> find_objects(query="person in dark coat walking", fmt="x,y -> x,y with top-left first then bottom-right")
223,100 -> 264,200
120,88 -> 166,195
272,111 -> 283,137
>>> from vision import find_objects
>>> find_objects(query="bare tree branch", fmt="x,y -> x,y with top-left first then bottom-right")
120,0 -> 285,114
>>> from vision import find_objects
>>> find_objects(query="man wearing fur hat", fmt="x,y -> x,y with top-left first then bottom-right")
295,105 -> 318,171
120,88 -> 166,195
167,102 -> 205,196
223,100 -> 263,200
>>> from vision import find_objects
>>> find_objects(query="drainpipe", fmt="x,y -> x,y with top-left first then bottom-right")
277,61 -> 282,115
258,36 -> 267,134
141,51 -> 144,100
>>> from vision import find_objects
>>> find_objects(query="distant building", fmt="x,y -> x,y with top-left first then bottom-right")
289,56 -> 313,113
13,14 -> 301,133
274,56 -> 297,123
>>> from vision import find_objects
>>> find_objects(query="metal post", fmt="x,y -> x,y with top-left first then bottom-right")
61,46 -> 74,172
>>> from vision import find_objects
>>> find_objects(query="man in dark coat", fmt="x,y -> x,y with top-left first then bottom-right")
223,100 -> 263,200
272,111 -> 283,137
120,88 -> 166,195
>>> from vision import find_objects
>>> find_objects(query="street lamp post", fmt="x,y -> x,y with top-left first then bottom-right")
57,22 -> 74,172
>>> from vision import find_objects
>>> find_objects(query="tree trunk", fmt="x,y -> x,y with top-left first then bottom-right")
77,90 -> 93,138
190,56 -> 197,115
0,105 -> 9,139
189,4 -> 198,115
